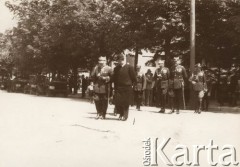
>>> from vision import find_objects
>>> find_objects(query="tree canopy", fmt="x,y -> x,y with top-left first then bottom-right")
0,0 -> 240,75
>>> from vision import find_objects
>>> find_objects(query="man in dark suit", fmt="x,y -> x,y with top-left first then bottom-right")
112,54 -> 137,121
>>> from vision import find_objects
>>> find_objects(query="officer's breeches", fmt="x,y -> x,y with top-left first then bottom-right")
159,88 -> 167,109
193,91 -> 203,110
95,93 -> 108,116
173,89 -> 182,110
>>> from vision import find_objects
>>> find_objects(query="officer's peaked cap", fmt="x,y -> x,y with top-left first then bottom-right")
173,56 -> 180,61
98,56 -> 106,61
158,59 -> 165,63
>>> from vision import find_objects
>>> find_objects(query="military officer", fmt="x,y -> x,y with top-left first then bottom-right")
202,66 -> 217,111
170,56 -> 187,114
189,63 -> 207,114
91,56 -> 113,119
154,60 -> 170,113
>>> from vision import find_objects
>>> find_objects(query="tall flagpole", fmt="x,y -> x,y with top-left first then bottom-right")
190,0 -> 195,72
190,0 -> 196,109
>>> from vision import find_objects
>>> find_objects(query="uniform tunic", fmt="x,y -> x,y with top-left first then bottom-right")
154,67 -> 170,109
170,64 -> 188,111
189,70 -> 206,111
91,65 -> 113,118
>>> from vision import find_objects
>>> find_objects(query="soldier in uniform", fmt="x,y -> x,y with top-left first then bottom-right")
189,63 -> 207,114
112,54 -> 137,121
217,68 -> 228,106
170,56 -> 187,114
154,60 -> 170,113
91,56 -> 112,119
134,65 -> 145,111
202,67 -> 217,111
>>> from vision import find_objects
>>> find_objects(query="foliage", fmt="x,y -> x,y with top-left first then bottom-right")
1,0 -> 240,74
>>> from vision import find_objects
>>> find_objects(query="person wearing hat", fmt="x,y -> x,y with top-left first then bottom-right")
154,59 -> 170,113
91,56 -> 113,119
133,65 -> 145,111
170,56 -> 188,114
112,54 -> 137,121
189,63 -> 207,113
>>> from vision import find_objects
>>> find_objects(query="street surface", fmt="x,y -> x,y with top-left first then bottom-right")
0,90 -> 240,167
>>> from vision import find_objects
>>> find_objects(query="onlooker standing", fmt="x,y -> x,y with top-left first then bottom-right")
189,63 -> 206,114
227,64 -> 238,106
112,54 -> 137,121
202,67 -> 217,111
68,75 -> 74,94
87,81 -> 94,103
81,75 -> 87,98
133,65 -> 144,111
144,69 -> 154,106
217,69 -> 228,106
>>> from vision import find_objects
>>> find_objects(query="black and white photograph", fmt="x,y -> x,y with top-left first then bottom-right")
0,0 -> 240,167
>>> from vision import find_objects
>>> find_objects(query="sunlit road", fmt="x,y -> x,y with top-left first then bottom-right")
0,90 -> 240,167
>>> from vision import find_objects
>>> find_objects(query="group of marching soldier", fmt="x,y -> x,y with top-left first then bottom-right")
90,54 -> 240,121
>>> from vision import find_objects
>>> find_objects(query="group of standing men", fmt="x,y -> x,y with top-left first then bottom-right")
90,54 -> 236,121
133,56 -> 188,114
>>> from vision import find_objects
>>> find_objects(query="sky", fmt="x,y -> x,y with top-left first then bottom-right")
0,0 -> 17,33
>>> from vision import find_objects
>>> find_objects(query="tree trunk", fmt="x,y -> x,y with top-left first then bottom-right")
134,44 -> 139,70
164,38 -> 171,68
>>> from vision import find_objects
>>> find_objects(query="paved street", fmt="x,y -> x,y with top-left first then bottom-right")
0,90 -> 240,167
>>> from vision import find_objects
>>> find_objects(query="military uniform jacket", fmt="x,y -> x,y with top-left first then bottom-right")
189,71 -> 206,91
91,65 -> 112,94
170,65 -> 187,89
154,67 -> 170,89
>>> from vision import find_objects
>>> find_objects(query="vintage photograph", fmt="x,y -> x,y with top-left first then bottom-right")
0,0 -> 240,167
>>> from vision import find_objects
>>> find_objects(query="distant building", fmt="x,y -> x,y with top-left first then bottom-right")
123,49 -> 159,74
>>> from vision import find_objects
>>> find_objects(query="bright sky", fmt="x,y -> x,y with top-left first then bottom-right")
0,0 -> 17,33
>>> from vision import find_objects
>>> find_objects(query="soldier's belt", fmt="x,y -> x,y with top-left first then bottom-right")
160,80 -> 169,89
173,79 -> 183,89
